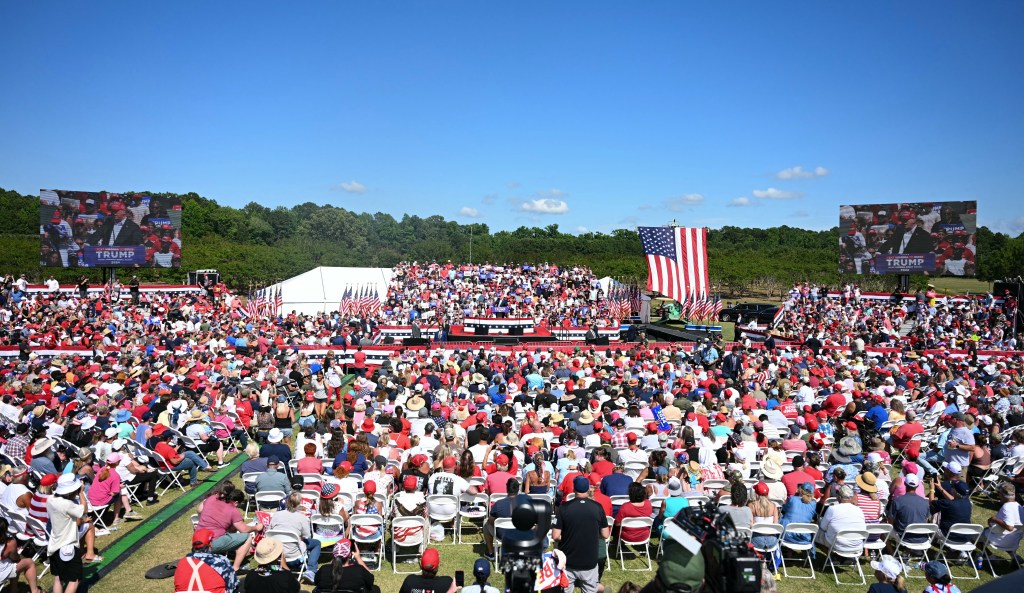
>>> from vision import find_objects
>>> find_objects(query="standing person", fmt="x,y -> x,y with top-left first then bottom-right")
129,275 -> 140,306
47,475 -> 102,593
552,476 -> 611,593
397,548 -> 454,593
77,276 -> 89,300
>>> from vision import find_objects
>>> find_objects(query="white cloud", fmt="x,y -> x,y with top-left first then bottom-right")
332,180 -> 366,193
989,216 -> 1024,237
459,207 -> 481,218
520,199 -> 569,214
752,187 -> 805,200
576,226 -> 589,233
665,194 -> 705,211
776,165 -> 829,180
727,196 -> 753,207
481,194 -> 497,205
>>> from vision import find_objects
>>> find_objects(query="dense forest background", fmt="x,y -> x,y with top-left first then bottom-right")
3,187 -> 1021,296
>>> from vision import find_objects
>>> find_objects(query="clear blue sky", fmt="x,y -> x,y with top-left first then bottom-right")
2,2 -> 1022,235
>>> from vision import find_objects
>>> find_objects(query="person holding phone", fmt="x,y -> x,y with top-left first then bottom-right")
313,539 -> 377,593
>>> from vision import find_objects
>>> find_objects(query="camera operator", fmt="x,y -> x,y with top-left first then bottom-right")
552,475 -> 609,593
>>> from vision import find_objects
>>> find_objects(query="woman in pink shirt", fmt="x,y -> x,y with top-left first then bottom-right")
87,454 -> 133,528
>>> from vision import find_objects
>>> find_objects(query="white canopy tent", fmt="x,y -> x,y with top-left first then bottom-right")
264,266 -> 394,316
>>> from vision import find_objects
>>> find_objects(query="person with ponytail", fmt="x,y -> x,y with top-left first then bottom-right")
312,538 -> 378,593
868,554 -> 907,593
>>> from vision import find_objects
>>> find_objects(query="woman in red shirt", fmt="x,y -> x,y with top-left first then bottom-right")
614,482 -> 653,543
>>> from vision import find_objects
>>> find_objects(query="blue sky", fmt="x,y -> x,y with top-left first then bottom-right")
2,2 -> 1022,235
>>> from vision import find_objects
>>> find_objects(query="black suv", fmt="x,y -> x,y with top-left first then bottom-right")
718,302 -> 779,323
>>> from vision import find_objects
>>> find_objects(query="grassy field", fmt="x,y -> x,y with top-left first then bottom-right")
930,277 -> 992,295
81,470 -> 1019,593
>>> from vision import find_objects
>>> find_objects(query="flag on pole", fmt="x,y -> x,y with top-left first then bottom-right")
638,226 -> 710,304
712,294 -> 723,321
772,306 -> 785,328
628,285 -> 641,317
274,287 -> 283,315
339,285 -> 351,317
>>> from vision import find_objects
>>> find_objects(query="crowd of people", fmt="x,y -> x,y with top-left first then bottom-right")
768,282 -> 1020,352
0,268 -> 1022,593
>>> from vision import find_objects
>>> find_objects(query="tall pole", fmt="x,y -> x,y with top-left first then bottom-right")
469,225 -> 473,265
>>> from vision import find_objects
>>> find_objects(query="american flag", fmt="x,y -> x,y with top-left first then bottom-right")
711,294 -> 723,320
338,285 -> 353,317
772,306 -> 785,328
274,287 -> 283,315
628,285 -> 641,318
638,226 -> 709,304
362,284 -> 381,317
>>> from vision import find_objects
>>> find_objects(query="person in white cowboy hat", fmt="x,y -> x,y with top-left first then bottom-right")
259,428 -> 292,466
47,474 -> 104,591
28,437 -> 59,476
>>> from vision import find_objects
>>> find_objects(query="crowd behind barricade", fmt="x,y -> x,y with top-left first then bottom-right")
377,261 -> 622,332
768,282 -> 1020,352
0,271 -> 1021,593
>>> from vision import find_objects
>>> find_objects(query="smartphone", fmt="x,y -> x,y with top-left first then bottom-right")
455,570 -> 465,588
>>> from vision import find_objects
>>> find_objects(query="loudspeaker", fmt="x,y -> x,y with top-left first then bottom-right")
588,336 -> 610,346
508,327 -> 524,336
404,338 -> 429,346
474,326 -> 489,336
495,337 -> 519,346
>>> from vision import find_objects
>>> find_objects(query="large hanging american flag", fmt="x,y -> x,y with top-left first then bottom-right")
638,226 -> 709,304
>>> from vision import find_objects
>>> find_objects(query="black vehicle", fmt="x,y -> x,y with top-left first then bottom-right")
718,302 -> 779,323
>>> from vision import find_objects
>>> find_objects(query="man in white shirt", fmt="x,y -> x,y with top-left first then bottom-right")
426,456 -> 478,517
816,485 -> 867,553
48,475 -> 103,590
616,434 -> 648,479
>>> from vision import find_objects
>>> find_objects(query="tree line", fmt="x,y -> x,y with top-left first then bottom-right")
2,187 -> 1021,295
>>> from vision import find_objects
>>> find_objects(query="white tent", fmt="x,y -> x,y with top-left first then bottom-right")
265,266 -> 394,316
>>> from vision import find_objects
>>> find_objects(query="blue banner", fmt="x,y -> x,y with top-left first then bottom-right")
874,253 -> 936,274
650,403 -> 672,432
83,246 -> 147,266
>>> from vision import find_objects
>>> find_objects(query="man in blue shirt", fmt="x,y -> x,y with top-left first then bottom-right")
865,398 -> 889,431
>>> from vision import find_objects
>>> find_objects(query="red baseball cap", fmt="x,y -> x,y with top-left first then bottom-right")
626,432 -> 638,442
364,480 -> 377,495
411,454 -> 428,467
420,548 -> 440,571
403,475 -> 419,490
192,528 -> 215,548
496,454 -> 510,466
442,456 -> 457,470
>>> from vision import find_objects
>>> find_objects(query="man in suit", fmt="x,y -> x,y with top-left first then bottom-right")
95,201 -> 144,246
881,210 -> 934,255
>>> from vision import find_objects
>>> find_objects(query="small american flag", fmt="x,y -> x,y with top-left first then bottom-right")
274,287 -> 283,315
772,306 -> 785,328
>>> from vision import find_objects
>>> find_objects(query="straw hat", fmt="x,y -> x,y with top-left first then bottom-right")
254,537 -> 283,565
856,471 -> 878,493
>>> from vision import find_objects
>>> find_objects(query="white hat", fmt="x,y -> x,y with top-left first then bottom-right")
104,427 -> 119,439
870,555 -> 903,581
30,438 -> 54,457
54,474 -> 83,496
943,460 -> 963,474
111,438 -> 127,450
267,428 -> 284,443
81,417 -> 97,431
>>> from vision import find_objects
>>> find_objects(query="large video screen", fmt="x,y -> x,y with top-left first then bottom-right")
40,189 -> 183,268
839,201 -> 977,276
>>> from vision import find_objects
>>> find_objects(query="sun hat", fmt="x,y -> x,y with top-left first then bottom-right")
761,458 -> 783,480
321,482 -> 339,499
832,437 -> 862,463
55,474 -> 83,496
254,537 -> 283,565
870,555 -> 903,580
30,438 -> 54,456
578,410 -> 595,424
333,539 -> 353,558
267,428 -> 284,443
856,471 -> 878,493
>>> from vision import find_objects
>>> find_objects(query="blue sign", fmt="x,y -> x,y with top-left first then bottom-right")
874,253 -> 936,274
83,246 -> 147,266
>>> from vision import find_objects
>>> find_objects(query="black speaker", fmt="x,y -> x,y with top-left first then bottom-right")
474,326 -> 489,336
588,336 -> 610,346
495,337 -> 519,346
508,327 -> 524,336
404,338 -> 429,346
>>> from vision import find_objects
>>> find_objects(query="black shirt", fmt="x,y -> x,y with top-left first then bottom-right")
397,573 -> 453,593
314,562 -> 375,593
243,568 -> 300,593
554,497 -> 606,570
931,497 -> 974,542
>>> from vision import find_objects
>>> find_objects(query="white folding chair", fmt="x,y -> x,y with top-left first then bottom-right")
893,523 -> 940,577
936,523 -> 984,580
822,529 -> 868,585
457,493 -> 490,544
780,523 -> 817,579
391,515 -> 429,573
255,490 -> 287,512
151,449 -> 187,495
311,514 -> 346,542
265,528 -> 307,575
702,479 -> 729,493
493,517 -> 515,564
863,523 -> 893,558
23,516 -> 51,577
88,502 -> 112,533
190,514 -> 199,529
425,494 -> 460,543
750,523 -> 784,568
981,525 -> 1024,577
350,513 -> 385,570
616,517 -> 654,571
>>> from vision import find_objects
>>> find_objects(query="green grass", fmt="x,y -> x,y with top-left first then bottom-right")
930,277 -> 992,296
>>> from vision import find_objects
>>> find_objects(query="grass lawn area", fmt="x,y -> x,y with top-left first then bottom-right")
930,277 -> 992,295
88,474 -> 1021,593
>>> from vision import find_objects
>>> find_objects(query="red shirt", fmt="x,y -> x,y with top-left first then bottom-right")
891,422 -> 924,456
593,491 -> 613,517
821,393 -> 846,416
615,501 -> 653,542
485,470 -> 514,495
557,471 -> 585,498
173,555 -> 227,593
155,441 -> 183,467
591,460 -> 615,477
781,469 -> 818,497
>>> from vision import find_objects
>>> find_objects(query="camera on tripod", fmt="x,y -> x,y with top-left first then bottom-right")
499,494 -> 552,593
662,502 -> 762,593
